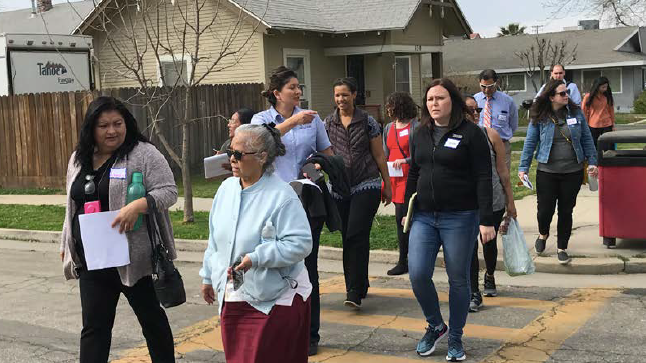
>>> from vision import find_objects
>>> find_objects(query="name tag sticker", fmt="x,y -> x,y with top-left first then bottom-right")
399,129 -> 409,137
498,114 -> 507,121
444,138 -> 460,149
451,134 -> 463,139
566,118 -> 578,126
109,168 -> 127,179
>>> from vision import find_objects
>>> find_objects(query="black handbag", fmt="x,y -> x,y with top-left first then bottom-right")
145,196 -> 186,308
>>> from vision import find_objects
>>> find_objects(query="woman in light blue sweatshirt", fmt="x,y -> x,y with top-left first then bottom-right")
200,124 -> 313,363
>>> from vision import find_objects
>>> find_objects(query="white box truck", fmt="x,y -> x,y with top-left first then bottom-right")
0,33 -> 93,96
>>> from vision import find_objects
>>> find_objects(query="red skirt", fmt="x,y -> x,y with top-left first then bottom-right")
221,296 -> 311,363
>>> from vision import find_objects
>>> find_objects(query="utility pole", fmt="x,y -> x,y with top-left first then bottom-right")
531,25 -> 544,35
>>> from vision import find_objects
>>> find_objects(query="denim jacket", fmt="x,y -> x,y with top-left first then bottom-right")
519,107 -> 597,173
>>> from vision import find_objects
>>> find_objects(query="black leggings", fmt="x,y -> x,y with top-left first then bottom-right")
470,209 -> 505,293
79,268 -> 175,363
536,170 -> 584,250
335,188 -> 381,296
589,126 -> 613,149
394,202 -> 409,265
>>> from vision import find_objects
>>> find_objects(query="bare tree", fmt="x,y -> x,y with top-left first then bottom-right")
515,37 -> 578,93
79,0 -> 265,222
543,0 -> 646,27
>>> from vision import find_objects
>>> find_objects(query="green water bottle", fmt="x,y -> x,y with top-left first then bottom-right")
126,172 -> 146,231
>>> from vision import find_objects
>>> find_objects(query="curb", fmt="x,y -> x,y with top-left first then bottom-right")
2,228 -> 643,275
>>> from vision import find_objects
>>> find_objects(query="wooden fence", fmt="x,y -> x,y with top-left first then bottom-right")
0,83 -> 265,189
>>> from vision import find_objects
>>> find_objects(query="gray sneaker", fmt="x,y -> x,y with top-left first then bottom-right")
483,273 -> 497,297
469,292 -> 483,312
558,251 -> 571,265
535,237 -> 547,254
416,323 -> 448,356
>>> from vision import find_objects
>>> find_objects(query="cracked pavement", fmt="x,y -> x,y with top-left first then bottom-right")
1,243 -> 646,362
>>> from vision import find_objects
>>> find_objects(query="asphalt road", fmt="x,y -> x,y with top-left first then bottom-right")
1,242 -> 646,363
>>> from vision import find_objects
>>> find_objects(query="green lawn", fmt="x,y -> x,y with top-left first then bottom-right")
615,113 -> 646,125
0,188 -> 64,195
175,173 -> 223,199
0,203 -> 373,249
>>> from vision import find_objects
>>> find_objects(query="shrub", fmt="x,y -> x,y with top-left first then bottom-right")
634,90 -> 646,114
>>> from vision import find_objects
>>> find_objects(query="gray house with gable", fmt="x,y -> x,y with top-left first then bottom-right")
443,26 -> 646,112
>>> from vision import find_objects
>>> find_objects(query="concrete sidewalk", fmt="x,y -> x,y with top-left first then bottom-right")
1,186 -> 646,274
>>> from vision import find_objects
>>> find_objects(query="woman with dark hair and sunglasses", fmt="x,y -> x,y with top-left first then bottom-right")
324,77 -> 392,309
582,76 -> 615,148
519,80 -> 598,264
251,66 -> 333,356
60,96 -> 177,363
465,95 -> 517,311
404,79 -> 494,361
382,91 -> 419,276
200,124 -> 313,363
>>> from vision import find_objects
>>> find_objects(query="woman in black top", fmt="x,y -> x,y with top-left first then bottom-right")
404,78 -> 494,361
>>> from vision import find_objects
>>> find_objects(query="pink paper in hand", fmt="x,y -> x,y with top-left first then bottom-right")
84,201 -> 101,214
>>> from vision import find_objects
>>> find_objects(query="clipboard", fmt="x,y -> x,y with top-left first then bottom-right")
402,192 -> 417,233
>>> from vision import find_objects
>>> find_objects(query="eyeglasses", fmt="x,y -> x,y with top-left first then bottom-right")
555,90 -> 570,97
479,83 -> 497,89
467,107 -> 483,114
226,148 -> 257,161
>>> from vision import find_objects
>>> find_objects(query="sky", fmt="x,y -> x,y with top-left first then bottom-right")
0,0 -> 621,37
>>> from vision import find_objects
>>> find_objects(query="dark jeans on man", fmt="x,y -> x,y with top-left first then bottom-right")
470,209 -> 505,293
589,126 -> 613,149
394,203 -> 410,265
79,268 -> 175,363
335,188 -> 381,297
304,215 -> 325,344
536,170 -> 584,250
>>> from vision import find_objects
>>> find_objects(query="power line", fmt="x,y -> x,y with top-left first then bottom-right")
531,25 -> 544,35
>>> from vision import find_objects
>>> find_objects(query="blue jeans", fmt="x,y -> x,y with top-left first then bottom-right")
408,210 -> 479,341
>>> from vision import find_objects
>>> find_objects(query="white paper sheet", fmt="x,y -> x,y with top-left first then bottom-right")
292,178 -> 322,192
521,174 -> 534,190
79,210 -> 130,270
387,162 -> 404,177
204,153 -> 231,178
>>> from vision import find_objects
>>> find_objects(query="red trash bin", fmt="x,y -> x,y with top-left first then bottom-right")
597,130 -> 646,248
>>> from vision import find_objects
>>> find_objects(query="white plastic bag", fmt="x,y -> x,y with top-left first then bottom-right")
502,218 -> 535,276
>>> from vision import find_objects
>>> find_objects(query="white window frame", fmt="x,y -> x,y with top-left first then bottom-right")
283,48 -> 312,108
501,73 -> 526,92
157,54 -> 193,87
395,55 -> 412,94
581,67 -> 623,94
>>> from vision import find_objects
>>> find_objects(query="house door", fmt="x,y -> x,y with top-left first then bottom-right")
346,55 -> 366,105
284,49 -> 312,109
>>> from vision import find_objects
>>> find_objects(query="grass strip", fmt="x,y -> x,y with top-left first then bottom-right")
0,204 -> 400,250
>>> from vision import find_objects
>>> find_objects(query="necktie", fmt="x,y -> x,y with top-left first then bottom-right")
483,98 -> 492,128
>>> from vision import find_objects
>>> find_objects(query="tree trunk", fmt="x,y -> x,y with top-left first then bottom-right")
181,88 -> 194,223
181,121 -> 194,223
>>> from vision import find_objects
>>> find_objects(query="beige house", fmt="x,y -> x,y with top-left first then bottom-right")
76,0 -> 471,117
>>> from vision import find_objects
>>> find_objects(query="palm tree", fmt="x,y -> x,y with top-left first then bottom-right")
497,23 -> 527,37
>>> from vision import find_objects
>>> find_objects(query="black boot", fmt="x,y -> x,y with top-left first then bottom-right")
387,262 -> 408,275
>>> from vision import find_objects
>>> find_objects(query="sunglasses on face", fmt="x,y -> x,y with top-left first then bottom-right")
479,83 -> 496,89
467,107 -> 483,114
555,90 -> 570,97
226,148 -> 257,161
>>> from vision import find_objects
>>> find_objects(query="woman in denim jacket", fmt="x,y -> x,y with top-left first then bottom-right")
519,80 -> 598,265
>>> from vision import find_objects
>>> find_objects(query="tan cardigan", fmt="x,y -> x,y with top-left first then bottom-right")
60,142 -> 178,286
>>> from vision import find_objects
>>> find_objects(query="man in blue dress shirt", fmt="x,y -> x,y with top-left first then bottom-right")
535,64 -> 582,106
474,69 -> 519,171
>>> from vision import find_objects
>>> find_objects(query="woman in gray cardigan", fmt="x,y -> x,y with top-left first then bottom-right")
382,92 -> 419,276
60,96 -> 177,363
